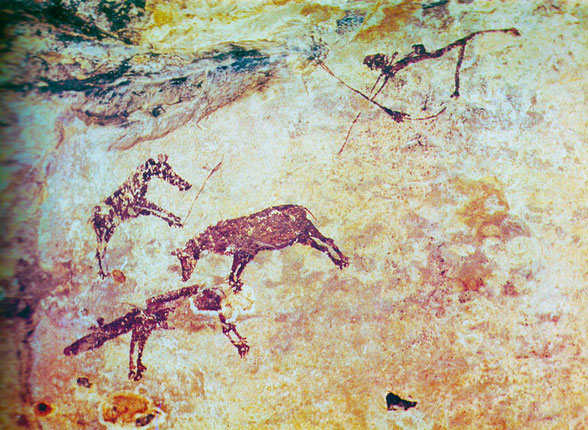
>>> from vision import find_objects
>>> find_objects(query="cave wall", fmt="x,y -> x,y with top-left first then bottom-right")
1,1 -> 586,428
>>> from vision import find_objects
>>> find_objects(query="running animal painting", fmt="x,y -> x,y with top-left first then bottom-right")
90,154 -> 192,278
173,205 -> 349,291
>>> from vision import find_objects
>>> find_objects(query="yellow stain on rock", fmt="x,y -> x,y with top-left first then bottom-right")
354,0 -> 420,43
111,269 -> 126,284
453,176 -> 511,240
300,4 -> 341,20
147,1 -> 185,26
101,392 -> 149,424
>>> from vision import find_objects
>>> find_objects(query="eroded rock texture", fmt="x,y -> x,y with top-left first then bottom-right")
2,1 -> 321,151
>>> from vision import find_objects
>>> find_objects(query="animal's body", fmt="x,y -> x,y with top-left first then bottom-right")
91,154 -> 191,278
173,204 -> 349,290
64,285 -> 248,381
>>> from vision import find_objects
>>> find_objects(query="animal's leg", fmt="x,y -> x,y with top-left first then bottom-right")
137,200 -> 183,227
304,224 -> 350,269
300,235 -> 332,257
219,313 -> 249,357
229,253 -> 254,292
92,215 -> 115,278
451,44 -> 466,98
95,242 -> 108,278
128,330 -> 137,380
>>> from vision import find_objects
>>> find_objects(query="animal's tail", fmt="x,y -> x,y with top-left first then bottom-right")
88,210 -> 96,224
299,205 -> 317,220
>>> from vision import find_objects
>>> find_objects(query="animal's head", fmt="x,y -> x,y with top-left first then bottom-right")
143,154 -> 192,191
172,239 -> 200,282
363,53 -> 386,71
363,52 -> 397,71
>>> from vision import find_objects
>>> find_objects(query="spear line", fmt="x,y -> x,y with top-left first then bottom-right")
185,160 -> 223,221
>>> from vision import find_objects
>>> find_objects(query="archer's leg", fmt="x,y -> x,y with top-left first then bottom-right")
451,44 -> 466,98
128,331 -> 137,380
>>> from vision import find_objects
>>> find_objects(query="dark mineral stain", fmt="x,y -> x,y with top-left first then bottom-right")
0,298 -> 30,319
8,0 -> 149,45
76,377 -> 92,388
38,60 -> 132,94
210,46 -> 270,74
336,11 -> 364,34
34,401 -> 53,416
135,413 -> 156,427
170,76 -> 188,86
422,0 -> 449,9
97,0 -> 146,33
218,46 -> 262,62
16,304 -> 32,319
230,55 -> 269,74
386,392 -> 417,411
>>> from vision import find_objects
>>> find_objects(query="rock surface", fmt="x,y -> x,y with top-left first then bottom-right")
1,1 -> 586,429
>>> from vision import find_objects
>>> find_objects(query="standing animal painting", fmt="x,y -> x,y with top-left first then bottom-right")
90,154 -> 192,278
172,204 -> 349,291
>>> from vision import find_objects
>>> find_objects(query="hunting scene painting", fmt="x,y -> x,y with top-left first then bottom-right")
1,1 -> 586,428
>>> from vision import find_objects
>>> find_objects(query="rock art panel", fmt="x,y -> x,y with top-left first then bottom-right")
1,1 -> 586,429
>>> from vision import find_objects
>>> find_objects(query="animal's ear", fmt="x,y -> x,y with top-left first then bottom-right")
157,154 -> 168,163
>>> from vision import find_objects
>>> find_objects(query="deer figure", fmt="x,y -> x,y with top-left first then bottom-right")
172,204 -> 349,291
90,154 -> 192,278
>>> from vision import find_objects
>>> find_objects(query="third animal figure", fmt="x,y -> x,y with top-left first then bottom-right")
172,205 -> 349,291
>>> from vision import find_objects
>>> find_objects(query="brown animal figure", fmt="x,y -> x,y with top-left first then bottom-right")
91,154 -> 192,278
172,204 -> 349,291
64,285 -> 248,381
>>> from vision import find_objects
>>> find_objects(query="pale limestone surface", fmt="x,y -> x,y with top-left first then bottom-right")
1,1 -> 587,429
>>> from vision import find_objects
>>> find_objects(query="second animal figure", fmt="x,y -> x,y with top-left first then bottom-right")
172,205 -> 349,291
